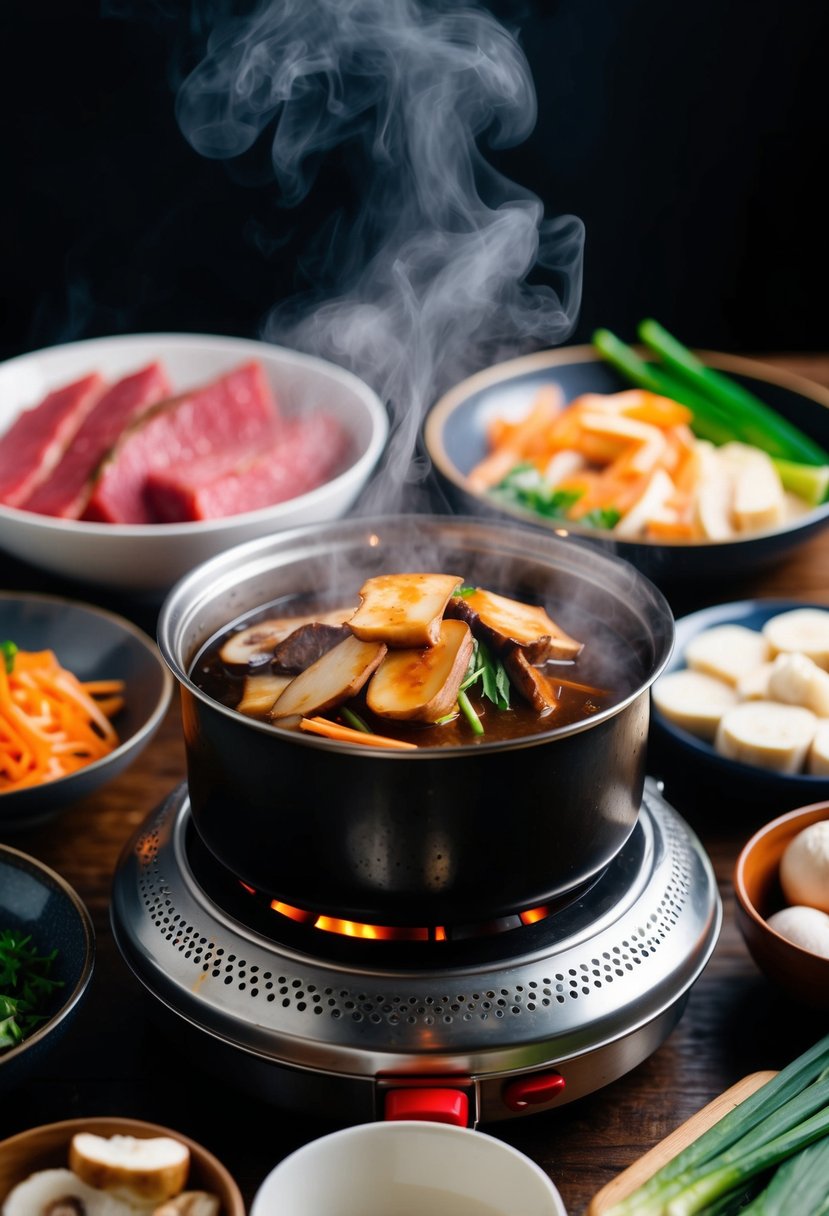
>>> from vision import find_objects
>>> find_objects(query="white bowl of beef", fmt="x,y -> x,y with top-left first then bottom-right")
0,333 -> 388,593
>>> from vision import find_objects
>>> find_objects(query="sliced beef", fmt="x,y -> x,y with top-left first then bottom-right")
21,362 -> 172,518
144,412 -> 351,523
271,623 -> 352,674
82,361 -> 277,524
0,372 -> 105,507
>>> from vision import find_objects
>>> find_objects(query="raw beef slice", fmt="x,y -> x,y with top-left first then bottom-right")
145,413 -> 352,522
21,362 -> 172,518
83,361 -> 278,524
0,372 -> 105,507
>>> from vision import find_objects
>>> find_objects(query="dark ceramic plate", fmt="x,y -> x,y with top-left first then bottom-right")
0,593 -> 173,830
425,346 -> 829,584
650,599 -> 829,814
0,845 -> 94,1092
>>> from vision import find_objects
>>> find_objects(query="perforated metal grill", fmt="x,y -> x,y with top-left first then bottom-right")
113,779 -> 718,1080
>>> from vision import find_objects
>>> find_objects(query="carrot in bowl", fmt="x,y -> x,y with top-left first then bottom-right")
0,645 -> 124,792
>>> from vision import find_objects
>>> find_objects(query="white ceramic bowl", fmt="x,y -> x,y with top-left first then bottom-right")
0,333 -> 387,593
250,1121 -> 567,1216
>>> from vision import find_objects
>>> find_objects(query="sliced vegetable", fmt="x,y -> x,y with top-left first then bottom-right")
237,671 -> 292,718
348,573 -> 463,648
269,635 -> 387,720
298,716 -> 418,750
762,608 -> 829,670
503,648 -> 559,714
715,701 -> 816,773
366,620 -> 474,721
652,669 -> 738,741
0,928 -> 63,1051
219,607 -> 356,669
449,587 -> 582,662
637,318 -> 829,467
684,624 -> 771,687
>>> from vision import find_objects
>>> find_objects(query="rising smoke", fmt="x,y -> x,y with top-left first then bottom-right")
175,0 -> 584,511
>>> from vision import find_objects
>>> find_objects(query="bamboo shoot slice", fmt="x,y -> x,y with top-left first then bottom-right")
762,608 -> 829,671
270,635 -> 387,720
685,624 -> 772,687
503,648 -> 560,714
652,669 -> 738,740
348,573 -> 463,648
714,700 -> 816,772
366,619 -> 474,721
237,672 -> 293,718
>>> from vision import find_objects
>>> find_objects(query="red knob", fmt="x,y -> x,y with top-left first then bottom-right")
502,1070 -> 566,1112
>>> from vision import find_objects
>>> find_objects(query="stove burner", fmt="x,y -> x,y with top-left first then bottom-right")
110,779 -> 722,1122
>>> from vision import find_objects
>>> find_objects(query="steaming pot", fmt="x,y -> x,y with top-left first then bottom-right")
157,515 -> 674,924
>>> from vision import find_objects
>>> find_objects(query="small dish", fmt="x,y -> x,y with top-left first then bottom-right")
425,345 -> 829,584
0,333 -> 388,593
0,846 -> 94,1093
649,598 -> 829,814
734,802 -> 829,1008
0,592 -> 173,830
0,1116 -> 245,1214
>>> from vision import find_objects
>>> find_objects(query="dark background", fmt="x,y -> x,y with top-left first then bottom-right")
2,0 -> 827,365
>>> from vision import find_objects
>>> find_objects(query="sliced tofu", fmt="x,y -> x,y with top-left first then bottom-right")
718,442 -> 786,533
714,700 -> 817,773
684,624 -> 772,687
347,573 -> 463,648
768,651 -> 829,716
448,587 -> 582,662
366,619 -> 474,722
808,720 -> 829,775
69,1133 -> 190,1206
219,606 -> 356,668
270,635 -> 387,720
652,669 -> 738,741
692,440 -> 735,540
762,607 -> 829,671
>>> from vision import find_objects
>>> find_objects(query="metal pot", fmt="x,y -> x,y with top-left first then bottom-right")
157,515 -> 674,924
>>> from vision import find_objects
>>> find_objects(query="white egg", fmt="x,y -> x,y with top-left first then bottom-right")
766,905 -> 829,959
779,821 -> 829,913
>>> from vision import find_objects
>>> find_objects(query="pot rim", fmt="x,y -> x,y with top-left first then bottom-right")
158,513 -> 675,756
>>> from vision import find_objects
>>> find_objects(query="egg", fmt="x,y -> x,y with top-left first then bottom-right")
766,905 -> 829,959
779,821 -> 829,913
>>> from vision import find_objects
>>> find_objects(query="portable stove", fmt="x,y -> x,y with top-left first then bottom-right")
111,777 -> 720,1125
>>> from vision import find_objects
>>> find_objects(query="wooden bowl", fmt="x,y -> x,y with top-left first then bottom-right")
734,802 -> 829,1009
0,1116 -> 246,1215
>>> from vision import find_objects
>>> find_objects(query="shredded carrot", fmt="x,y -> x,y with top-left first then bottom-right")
0,649 -> 124,792
299,716 -> 418,750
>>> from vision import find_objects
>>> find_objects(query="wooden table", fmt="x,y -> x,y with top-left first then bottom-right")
2,354 -> 828,1215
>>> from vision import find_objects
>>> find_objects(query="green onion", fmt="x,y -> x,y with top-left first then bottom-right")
457,689 -> 484,735
340,707 -> 371,733
740,1134 -> 829,1215
1,641 -> 17,675
603,1033 -> 829,1216
637,318 -> 829,466
770,456 -> 829,506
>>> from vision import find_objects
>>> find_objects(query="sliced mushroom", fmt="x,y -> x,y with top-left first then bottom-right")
270,635 -> 387,720
366,620 -> 474,722
271,622 -> 352,674
69,1134 -> 190,1206
219,606 -> 357,669
503,649 -> 560,714
447,587 -> 582,662
237,671 -> 293,718
347,573 -> 463,648
153,1193 -> 220,1216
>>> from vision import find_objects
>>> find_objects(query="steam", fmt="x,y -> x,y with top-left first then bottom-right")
176,0 -> 583,511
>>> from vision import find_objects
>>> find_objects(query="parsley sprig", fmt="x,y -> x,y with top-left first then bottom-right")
0,929 -> 63,1051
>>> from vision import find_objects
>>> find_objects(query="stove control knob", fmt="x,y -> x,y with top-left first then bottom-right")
384,1087 -> 469,1126
502,1070 -> 566,1112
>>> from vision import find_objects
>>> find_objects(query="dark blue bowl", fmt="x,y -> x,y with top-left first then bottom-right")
0,592 -> 174,831
0,845 -> 94,1092
425,346 -> 829,585
650,598 -> 829,816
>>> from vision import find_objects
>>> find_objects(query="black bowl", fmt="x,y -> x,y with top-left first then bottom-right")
0,845 -> 94,1092
425,346 -> 829,585
650,598 -> 829,817
0,592 -> 173,830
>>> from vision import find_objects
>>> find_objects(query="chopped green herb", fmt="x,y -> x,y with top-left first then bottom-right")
491,464 -> 584,521
340,706 -> 371,733
452,585 -> 477,598
1,640 -> 17,675
461,640 -> 511,711
0,928 -> 63,1052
